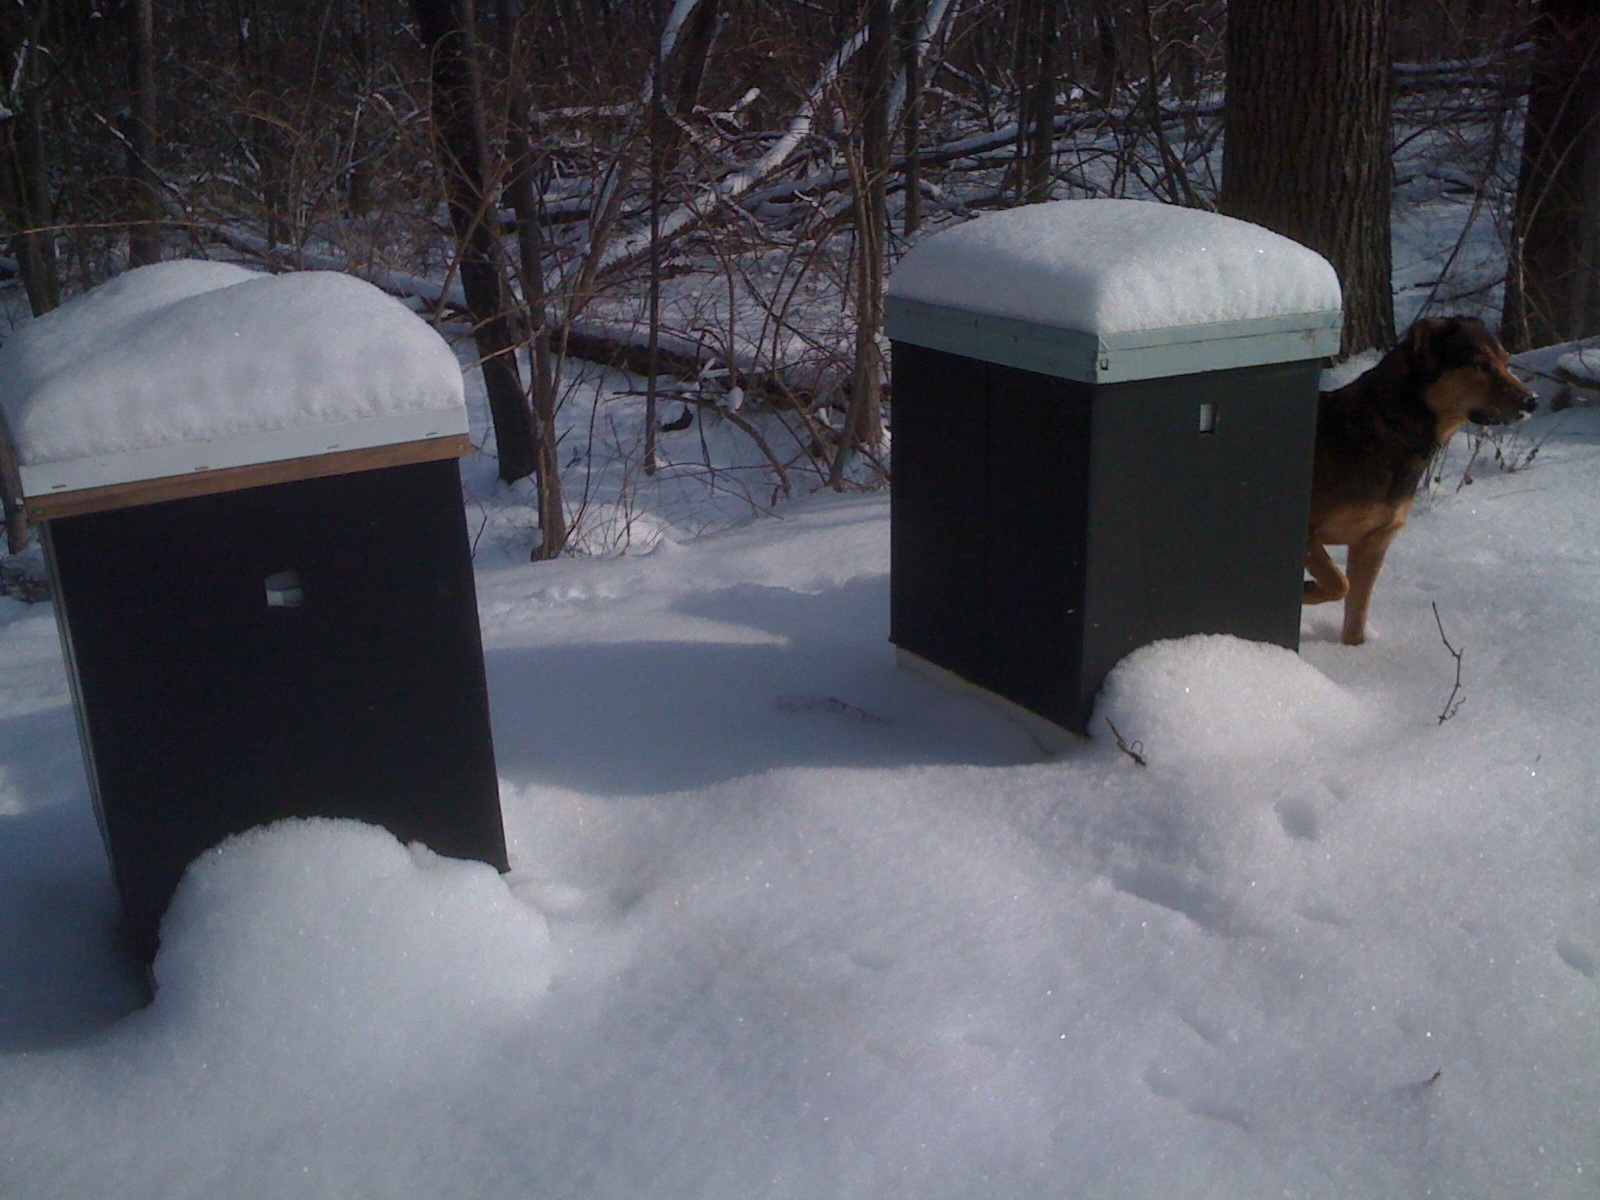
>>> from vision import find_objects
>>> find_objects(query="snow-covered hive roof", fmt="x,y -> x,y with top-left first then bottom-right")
0,261 -> 468,518
885,199 -> 1343,384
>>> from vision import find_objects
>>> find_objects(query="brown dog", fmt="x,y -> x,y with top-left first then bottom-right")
1305,316 -> 1536,645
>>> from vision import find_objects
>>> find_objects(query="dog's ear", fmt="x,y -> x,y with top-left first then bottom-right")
1406,316 -> 1488,382
1406,317 -> 1452,381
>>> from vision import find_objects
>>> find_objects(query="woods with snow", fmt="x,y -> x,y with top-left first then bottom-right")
1,0 -> 1597,551
2,2 -> 1600,1197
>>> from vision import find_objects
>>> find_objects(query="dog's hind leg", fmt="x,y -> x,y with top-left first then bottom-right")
1303,540 -> 1348,605
1340,525 -> 1403,646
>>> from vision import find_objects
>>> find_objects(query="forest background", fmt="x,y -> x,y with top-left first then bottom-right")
0,0 -> 1596,559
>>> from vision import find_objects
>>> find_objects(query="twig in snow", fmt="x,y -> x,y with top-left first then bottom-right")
775,695 -> 889,725
1432,601 -> 1466,724
1105,718 -> 1147,767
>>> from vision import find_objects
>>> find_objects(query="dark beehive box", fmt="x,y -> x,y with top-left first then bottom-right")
41,455 -> 504,964
1,263 -> 507,964
885,201 -> 1342,745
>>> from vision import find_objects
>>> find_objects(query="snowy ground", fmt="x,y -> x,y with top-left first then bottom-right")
2,329 -> 1598,1196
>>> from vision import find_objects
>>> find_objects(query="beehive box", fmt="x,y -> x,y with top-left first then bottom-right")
0,261 -> 507,963
885,200 -> 1343,744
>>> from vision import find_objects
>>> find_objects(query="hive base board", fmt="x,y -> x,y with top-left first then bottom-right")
896,647 -> 1084,758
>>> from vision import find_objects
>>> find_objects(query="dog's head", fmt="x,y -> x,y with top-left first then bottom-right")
1406,317 -> 1537,431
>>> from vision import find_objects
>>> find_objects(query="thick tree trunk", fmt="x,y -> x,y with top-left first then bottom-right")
127,0 -> 162,266
1502,0 -> 1600,350
415,0 -> 540,484
1220,0 -> 1395,356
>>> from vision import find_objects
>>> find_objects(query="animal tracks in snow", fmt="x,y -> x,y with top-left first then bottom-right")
1555,939 -> 1597,980
1274,778 -> 1348,843
1274,797 -> 1321,841
1111,865 -> 1263,939
1143,1065 -> 1253,1131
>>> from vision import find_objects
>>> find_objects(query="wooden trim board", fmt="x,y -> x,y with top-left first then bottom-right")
25,434 -> 471,522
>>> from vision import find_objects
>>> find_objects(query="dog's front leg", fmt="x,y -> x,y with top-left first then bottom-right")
1340,525 -> 1403,645
1303,539 -> 1348,604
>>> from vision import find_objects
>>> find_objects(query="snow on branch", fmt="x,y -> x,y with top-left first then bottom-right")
212,225 -> 468,311
887,0 -> 962,125
591,8 -> 894,280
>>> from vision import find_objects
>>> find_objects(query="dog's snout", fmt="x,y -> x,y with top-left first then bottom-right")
1520,393 -> 1538,414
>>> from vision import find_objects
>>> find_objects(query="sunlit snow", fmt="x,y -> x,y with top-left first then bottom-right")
1,219 -> 1598,1196
3,376 -> 1598,1196
885,198 -> 1343,334
0,261 -> 464,469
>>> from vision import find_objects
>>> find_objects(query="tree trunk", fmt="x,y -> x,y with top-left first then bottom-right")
645,6 -> 665,477
901,0 -> 924,234
672,0 -> 719,127
1137,0 -> 1197,206
0,11 -> 60,319
127,0 -> 162,266
1166,0 -> 1201,104
1220,0 -> 1394,356
496,0 -> 568,555
1502,0 -> 1600,350
0,103 -> 58,317
1016,0 -> 1059,203
838,0 -> 890,477
1,412 -> 26,554
415,0 -> 540,484
1092,0 -> 1119,108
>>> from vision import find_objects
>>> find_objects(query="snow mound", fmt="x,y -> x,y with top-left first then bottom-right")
150,818 -> 550,1061
1557,346 -> 1600,383
0,262 -> 465,468
887,199 -> 1341,335
1094,634 -> 1375,763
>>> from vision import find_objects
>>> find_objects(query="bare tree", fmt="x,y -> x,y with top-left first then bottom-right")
901,0 -> 927,232
415,0 -> 541,484
1220,0 -> 1395,355
1502,0 -> 1600,349
1015,0 -> 1060,203
1091,0 -> 1121,107
0,7 -> 60,317
494,0 -> 569,554
127,0 -> 162,266
836,0 -> 891,480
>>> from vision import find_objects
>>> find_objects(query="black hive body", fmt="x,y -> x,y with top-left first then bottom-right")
889,343 -> 1322,738
45,458 -> 506,964
884,200 -> 1342,745
0,263 -> 510,970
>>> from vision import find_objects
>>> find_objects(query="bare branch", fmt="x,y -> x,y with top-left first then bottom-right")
1105,718 -> 1148,766
1432,602 -> 1467,724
